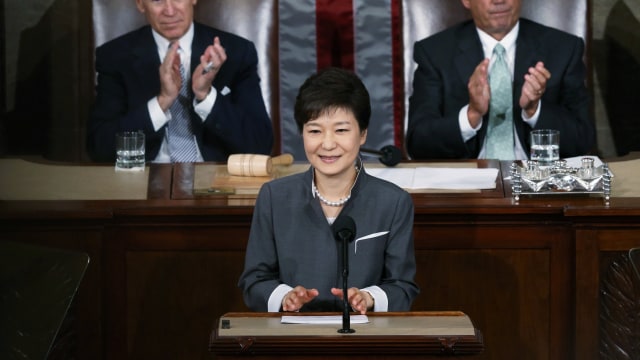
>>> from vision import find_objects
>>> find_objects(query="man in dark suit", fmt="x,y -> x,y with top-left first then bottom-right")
406,0 -> 594,160
88,0 -> 273,163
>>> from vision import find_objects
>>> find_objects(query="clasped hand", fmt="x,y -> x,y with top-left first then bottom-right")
467,59 -> 551,127
157,37 -> 227,111
282,286 -> 374,314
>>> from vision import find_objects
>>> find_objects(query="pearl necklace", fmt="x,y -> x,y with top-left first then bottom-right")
313,182 -> 351,207
311,159 -> 362,207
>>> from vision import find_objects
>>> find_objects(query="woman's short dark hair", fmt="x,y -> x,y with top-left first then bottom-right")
294,67 -> 371,133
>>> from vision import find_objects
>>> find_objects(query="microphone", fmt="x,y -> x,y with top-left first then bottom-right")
333,215 -> 356,243
360,145 -> 403,167
331,215 -> 356,334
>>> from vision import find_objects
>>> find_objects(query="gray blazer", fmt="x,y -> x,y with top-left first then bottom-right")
238,166 -> 419,312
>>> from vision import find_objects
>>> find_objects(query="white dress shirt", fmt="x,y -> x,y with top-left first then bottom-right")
147,23 -> 218,163
458,22 -> 540,160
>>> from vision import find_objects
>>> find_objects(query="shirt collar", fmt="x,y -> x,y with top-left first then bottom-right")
476,21 -> 519,60
153,22 -> 195,60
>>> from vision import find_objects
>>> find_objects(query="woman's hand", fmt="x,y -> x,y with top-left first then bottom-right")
331,287 -> 374,314
282,286 -> 319,312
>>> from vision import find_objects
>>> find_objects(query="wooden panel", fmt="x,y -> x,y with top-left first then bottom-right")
412,222 -> 572,360
414,249 -> 549,360
104,221 -> 252,360
125,251 -> 248,360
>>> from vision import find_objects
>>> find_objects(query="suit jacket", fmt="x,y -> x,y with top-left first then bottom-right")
238,166 -> 420,312
406,18 -> 594,160
88,22 -> 273,162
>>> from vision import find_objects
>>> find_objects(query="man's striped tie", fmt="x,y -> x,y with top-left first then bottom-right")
168,49 -> 199,163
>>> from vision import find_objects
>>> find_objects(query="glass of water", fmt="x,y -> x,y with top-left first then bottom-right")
115,131 -> 145,171
530,129 -> 559,166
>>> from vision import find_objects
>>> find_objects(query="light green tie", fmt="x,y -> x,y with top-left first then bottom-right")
484,44 -> 515,160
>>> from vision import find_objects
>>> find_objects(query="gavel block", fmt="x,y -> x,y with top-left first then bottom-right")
227,153 -> 294,177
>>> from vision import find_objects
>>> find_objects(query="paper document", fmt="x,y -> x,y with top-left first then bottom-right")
366,168 -> 415,189
281,315 -> 369,324
366,167 -> 498,190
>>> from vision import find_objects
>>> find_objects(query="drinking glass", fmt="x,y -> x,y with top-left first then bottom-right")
530,129 -> 559,166
115,131 -> 145,171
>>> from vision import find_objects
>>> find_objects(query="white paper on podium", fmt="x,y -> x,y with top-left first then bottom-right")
366,167 -> 498,190
281,315 -> 369,324
365,168 -> 415,189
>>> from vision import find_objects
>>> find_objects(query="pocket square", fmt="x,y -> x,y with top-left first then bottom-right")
354,231 -> 389,253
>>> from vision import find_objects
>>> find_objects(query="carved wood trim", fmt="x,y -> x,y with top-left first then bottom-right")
600,252 -> 640,359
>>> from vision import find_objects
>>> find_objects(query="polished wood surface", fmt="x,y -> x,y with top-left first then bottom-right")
1,158 -> 640,360
173,159 -> 506,200
209,312 -> 484,359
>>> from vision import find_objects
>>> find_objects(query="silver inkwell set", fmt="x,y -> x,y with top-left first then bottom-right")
510,157 -> 614,202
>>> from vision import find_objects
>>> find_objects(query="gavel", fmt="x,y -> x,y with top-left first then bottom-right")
227,153 -> 294,176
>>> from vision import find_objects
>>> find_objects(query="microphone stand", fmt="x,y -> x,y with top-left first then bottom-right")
338,234 -> 355,334
332,215 -> 356,334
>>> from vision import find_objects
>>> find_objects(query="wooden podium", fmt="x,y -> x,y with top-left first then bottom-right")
209,312 -> 484,359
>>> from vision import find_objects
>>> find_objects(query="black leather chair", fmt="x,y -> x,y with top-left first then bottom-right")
0,241 -> 89,359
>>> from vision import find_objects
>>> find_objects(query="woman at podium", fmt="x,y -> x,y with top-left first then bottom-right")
238,68 -> 419,314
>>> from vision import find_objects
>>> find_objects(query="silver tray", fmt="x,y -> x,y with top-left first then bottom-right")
509,157 -> 613,201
